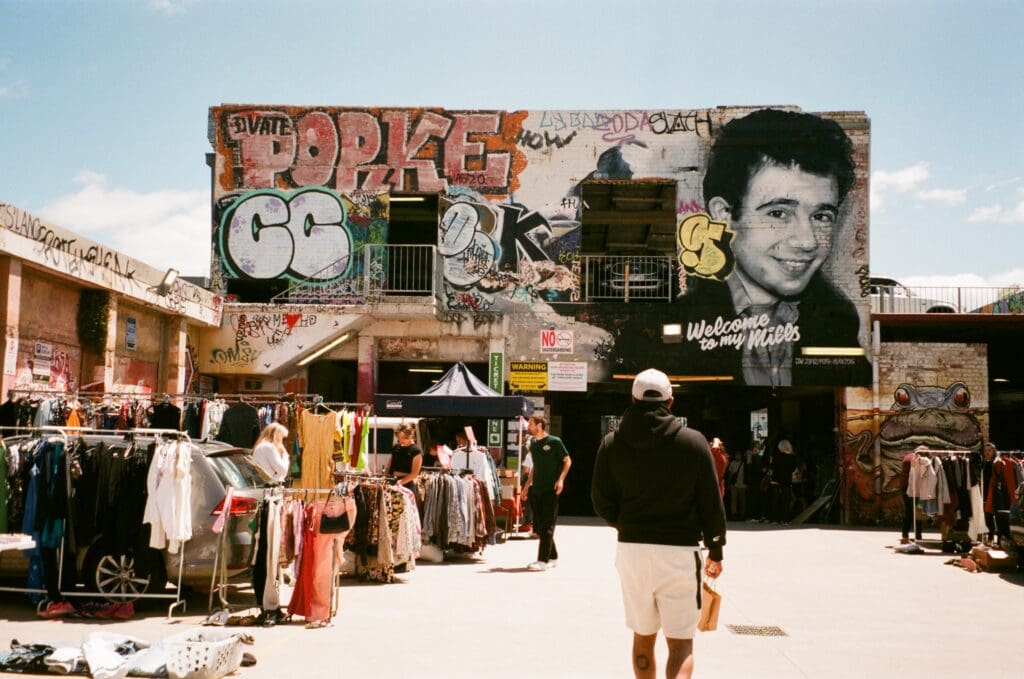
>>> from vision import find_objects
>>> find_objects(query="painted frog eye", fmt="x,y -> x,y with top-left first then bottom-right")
894,387 -> 911,407
953,386 -> 970,408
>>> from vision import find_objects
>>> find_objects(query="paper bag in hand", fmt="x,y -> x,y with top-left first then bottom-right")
697,581 -> 721,632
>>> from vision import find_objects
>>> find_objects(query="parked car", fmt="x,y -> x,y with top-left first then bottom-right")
870,276 -> 958,313
597,256 -> 672,299
0,435 -> 272,603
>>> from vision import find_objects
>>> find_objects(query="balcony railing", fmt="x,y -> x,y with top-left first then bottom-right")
584,255 -> 675,302
871,285 -> 1024,315
272,244 -> 436,305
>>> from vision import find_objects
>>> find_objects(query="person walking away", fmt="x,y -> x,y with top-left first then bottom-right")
725,448 -> 747,520
710,437 -> 729,498
744,440 -> 766,522
592,368 -> 727,679
769,439 -> 798,524
252,422 -> 290,483
521,414 -> 571,571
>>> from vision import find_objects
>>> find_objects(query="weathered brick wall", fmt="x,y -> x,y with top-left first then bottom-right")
842,342 -> 988,524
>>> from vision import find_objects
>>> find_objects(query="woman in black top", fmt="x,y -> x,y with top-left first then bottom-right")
386,423 -> 422,486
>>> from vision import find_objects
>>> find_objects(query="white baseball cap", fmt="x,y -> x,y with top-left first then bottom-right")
632,368 -> 673,402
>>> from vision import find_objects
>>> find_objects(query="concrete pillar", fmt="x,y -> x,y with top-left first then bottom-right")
0,257 -> 22,395
102,296 -> 118,390
163,318 -> 187,397
356,334 -> 376,405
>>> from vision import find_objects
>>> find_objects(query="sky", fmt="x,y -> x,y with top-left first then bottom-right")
1,0 -> 1022,287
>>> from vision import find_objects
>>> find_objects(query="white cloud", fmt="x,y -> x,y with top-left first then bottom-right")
871,162 -> 929,210
985,176 -> 1022,192
914,188 -> 967,205
967,199 -> 1024,223
0,78 -> 28,99
149,0 -> 198,15
39,172 -> 210,276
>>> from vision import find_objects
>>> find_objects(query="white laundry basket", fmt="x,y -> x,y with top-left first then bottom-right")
164,629 -> 245,679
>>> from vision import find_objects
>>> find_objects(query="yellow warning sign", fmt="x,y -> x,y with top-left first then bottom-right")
509,361 -> 547,392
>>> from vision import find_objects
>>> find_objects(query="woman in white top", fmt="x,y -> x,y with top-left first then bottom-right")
252,422 -> 290,483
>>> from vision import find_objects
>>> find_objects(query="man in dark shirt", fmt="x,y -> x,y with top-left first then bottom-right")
592,368 -> 726,679
521,414 -> 571,572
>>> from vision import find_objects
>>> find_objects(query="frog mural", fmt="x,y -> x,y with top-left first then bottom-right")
845,382 -> 983,523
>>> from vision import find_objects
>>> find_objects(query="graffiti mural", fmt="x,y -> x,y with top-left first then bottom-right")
438,195 -> 579,311
210,105 -> 869,386
844,382 -> 984,525
218,187 -> 387,282
212,107 -> 526,196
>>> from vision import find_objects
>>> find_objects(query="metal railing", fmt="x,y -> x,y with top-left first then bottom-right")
584,255 -> 674,302
271,244 -> 436,305
871,285 -> 1024,315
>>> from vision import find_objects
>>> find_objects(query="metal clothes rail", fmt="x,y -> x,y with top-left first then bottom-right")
0,426 -> 193,619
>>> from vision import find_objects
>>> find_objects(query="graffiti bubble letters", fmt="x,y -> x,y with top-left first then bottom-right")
677,213 -> 735,280
220,188 -> 352,281
220,108 -> 515,195
439,203 -> 481,256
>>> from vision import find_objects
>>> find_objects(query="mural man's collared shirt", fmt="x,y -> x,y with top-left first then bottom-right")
727,277 -> 799,387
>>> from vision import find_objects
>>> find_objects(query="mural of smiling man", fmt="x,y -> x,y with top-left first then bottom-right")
681,109 -> 868,385
611,109 -> 870,387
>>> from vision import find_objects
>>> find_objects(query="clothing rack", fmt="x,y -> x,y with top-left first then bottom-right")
0,426 -> 192,618
907,448 -> 982,546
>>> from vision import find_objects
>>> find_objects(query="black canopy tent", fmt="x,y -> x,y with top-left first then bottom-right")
373,362 -> 534,419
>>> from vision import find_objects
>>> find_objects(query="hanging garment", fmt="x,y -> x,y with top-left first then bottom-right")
216,402 -> 261,448
143,440 -> 192,554
297,410 -> 338,489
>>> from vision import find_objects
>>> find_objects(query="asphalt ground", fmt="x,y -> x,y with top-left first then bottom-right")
1,519 -> 1022,678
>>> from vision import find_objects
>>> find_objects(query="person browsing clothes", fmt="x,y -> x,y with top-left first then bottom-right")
386,422 -> 422,487
592,368 -> 727,679
252,422 -> 290,483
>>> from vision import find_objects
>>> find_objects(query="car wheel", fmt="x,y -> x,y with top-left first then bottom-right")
83,547 -> 166,603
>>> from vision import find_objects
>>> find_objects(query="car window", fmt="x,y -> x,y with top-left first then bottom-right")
207,452 -> 273,488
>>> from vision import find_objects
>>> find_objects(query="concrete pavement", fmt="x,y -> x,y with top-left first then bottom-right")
1,520 -> 1022,678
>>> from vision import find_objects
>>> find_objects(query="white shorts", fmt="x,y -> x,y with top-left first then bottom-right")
615,542 -> 703,638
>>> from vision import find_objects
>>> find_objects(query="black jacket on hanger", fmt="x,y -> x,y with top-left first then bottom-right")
216,402 -> 261,448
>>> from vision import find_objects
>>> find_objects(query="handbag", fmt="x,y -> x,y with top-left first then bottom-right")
697,579 -> 721,632
318,487 -> 351,534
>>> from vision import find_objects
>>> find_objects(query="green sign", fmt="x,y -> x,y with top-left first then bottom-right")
488,352 -> 504,448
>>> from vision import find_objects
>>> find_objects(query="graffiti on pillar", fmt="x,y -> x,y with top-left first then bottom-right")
438,194 -> 580,311
218,187 -> 387,282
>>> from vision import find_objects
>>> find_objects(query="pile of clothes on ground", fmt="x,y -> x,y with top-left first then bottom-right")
0,629 -> 255,678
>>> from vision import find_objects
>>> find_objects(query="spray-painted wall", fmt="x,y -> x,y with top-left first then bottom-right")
209,105 -> 870,387
843,342 -> 989,524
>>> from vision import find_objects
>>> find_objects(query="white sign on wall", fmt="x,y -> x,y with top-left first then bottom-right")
33,341 -> 52,382
3,336 -> 18,376
539,329 -> 573,354
547,361 -> 587,392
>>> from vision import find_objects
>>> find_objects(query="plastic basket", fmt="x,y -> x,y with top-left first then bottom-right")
165,629 -> 244,679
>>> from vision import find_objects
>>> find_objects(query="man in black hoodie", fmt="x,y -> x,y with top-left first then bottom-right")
592,368 -> 726,679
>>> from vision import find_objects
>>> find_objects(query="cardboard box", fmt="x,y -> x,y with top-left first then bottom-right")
970,545 -> 1017,572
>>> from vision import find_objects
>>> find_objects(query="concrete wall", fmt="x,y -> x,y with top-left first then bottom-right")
842,342 -> 989,524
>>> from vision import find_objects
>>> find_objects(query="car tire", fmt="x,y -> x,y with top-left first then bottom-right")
82,545 -> 167,604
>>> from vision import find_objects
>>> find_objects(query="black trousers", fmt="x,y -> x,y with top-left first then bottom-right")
901,495 -> 922,539
530,492 -> 559,562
